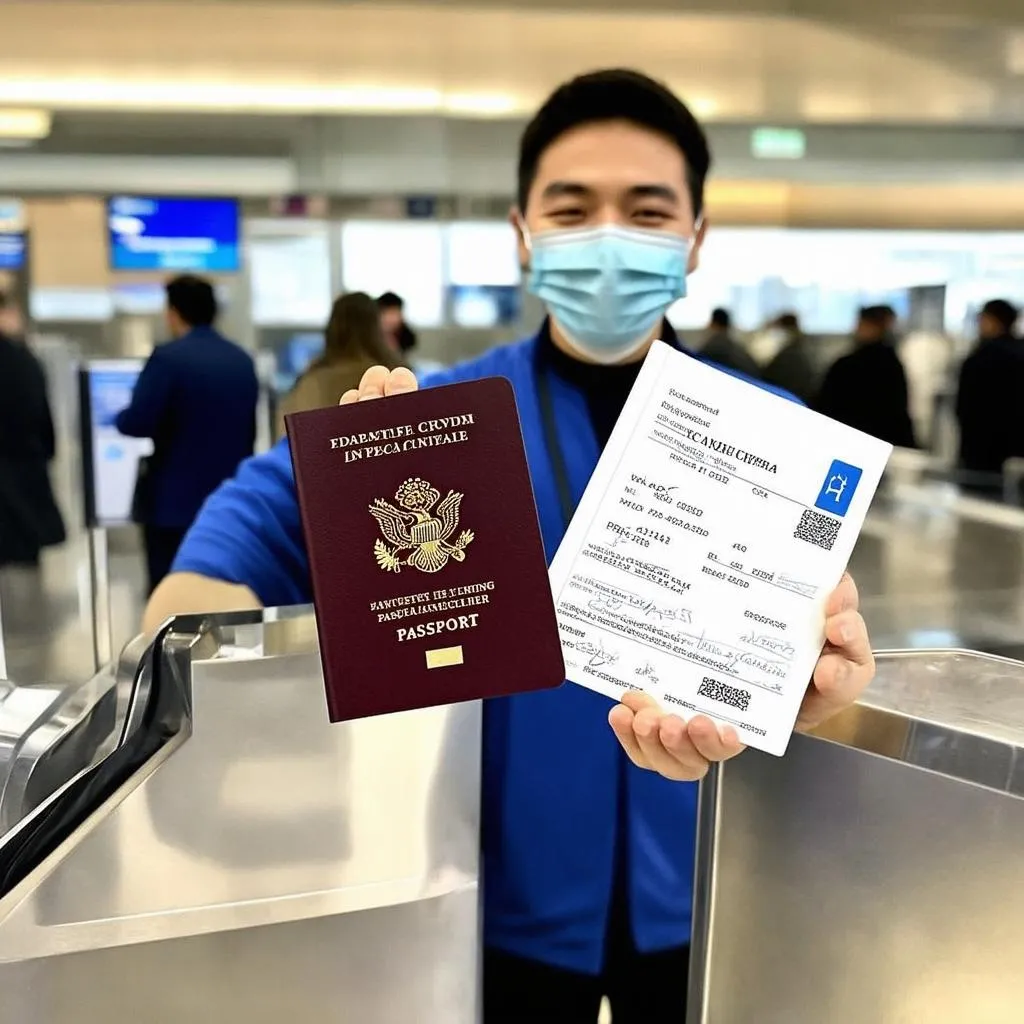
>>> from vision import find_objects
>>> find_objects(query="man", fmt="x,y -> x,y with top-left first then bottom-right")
762,312 -> 819,406
0,292 -> 65,568
377,291 -> 417,355
701,307 -> 762,379
144,71 -> 875,1022
116,275 -> 258,593
816,305 -> 916,448
956,298 -> 1024,486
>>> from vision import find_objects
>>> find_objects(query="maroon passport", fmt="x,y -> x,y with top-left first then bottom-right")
286,377 -> 565,721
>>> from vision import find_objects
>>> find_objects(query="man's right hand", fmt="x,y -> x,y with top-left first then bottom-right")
340,366 -> 419,405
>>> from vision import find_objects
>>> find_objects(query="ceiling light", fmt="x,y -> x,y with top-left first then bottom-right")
688,96 -> 720,120
444,92 -> 520,117
0,78 -> 445,114
1008,33 -> 1024,75
0,108 -> 50,139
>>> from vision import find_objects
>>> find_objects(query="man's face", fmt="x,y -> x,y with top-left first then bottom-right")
978,312 -> 1002,339
380,306 -> 403,335
0,303 -> 23,336
513,119 -> 705,273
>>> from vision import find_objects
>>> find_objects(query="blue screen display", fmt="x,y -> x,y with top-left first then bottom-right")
107,196 -> 241,273
0,233 -> 26,271
273,332 -> 324,392
89,367 -> 140,428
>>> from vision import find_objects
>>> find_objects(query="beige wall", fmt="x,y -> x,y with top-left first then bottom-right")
27,196 -> 108,288
707,180 -> 1024,229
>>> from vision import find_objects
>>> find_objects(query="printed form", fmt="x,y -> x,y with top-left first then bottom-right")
549,342 -> 892,756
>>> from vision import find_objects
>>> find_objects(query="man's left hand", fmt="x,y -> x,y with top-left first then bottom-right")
608,572 -> 873,782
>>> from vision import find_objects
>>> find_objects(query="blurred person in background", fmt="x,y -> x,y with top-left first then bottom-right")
761,312 -> 819,406
816,305 -> 916,448
275,292 -> 398,439
0,292 -> 65,568
877,303 -> 900,346
144,70 -> 876,1023
377,291 -> 417,355
116,275 -> 258,594
701,307 -> 761,379
377,290 -> 445,376
955,299 -> 1024,487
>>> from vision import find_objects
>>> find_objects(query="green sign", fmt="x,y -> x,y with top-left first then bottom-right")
751,127 -> 806,160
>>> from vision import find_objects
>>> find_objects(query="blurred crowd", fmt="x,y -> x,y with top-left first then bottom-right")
697,298 -> 1024,490
3,275 -> 1023,578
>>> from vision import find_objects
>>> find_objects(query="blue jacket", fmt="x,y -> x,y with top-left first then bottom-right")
116,327 -> 259,529
173,331 -> 795,974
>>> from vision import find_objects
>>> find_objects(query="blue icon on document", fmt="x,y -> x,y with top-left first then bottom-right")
814,460 -> 862,518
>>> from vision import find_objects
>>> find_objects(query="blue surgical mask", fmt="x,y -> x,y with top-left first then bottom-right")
526,224 -> 691,363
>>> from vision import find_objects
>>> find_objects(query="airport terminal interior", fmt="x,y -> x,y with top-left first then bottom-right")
1,1 -> 1023,1021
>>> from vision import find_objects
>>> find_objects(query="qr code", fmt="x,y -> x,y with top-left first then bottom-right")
697,677 -> 751,713
794,509 -> 841,551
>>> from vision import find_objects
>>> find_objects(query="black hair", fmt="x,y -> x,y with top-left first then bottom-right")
710,308 -> 731,329
859,305 -> 892,327
517,69 -> 712,218
377,291 -> 404,310
776,312 -> 799,331
165,275 -> 217,328
981,298 -> 1020,333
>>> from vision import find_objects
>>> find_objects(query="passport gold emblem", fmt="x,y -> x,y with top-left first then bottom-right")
370,477 -> 475,574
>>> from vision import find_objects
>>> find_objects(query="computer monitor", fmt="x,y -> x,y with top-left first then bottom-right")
107,196 -> 241,273
0,233 -> 26,271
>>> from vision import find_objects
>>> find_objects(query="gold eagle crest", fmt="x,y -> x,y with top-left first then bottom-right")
369,477 -> 474,574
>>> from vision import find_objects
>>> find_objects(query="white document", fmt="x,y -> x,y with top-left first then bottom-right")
548,342 -> 892,756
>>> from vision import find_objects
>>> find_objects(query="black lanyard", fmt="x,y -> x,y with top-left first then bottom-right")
533,325 -> 684,530
534,362 -> 576,529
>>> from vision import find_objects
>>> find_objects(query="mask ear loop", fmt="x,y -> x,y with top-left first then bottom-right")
517,216 -> 533,254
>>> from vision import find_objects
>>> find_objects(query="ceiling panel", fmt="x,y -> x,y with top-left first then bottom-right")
0,1 -> 1014,125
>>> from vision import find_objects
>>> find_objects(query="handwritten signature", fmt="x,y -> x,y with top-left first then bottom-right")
777,574 -> 817,598
578,639 -> 619,669
589,593 -> 692,624
740,631 -> 796,662
695,635 -> 787,682
636,662 -> 659,685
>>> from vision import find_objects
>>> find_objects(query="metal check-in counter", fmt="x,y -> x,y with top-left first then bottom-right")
688,648 -> 1024,1024
0,609 -> 481,1024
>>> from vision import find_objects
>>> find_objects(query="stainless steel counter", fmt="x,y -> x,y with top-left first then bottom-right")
689,647 -> 1024,1024
0,610 -> 481,1024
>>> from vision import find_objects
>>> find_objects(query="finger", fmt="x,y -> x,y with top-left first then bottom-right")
685,716 -> 746,763
824,610 -> 872,667
620,690 -> 660,715
634,708 -> 708,781
339,388 -> 361,406
825,572 -> 859,616
609,705 -> 651,771
384,367 -> 419,397
357,365 -> 391,401
799,650 -> 875,732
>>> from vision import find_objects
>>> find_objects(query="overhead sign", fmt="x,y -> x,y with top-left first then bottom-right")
405,196 -> 438,219
751,127 -> 807,160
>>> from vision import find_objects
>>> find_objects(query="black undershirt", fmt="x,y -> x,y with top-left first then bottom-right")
538,319 -> 682,447
537,316 -> 688,966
